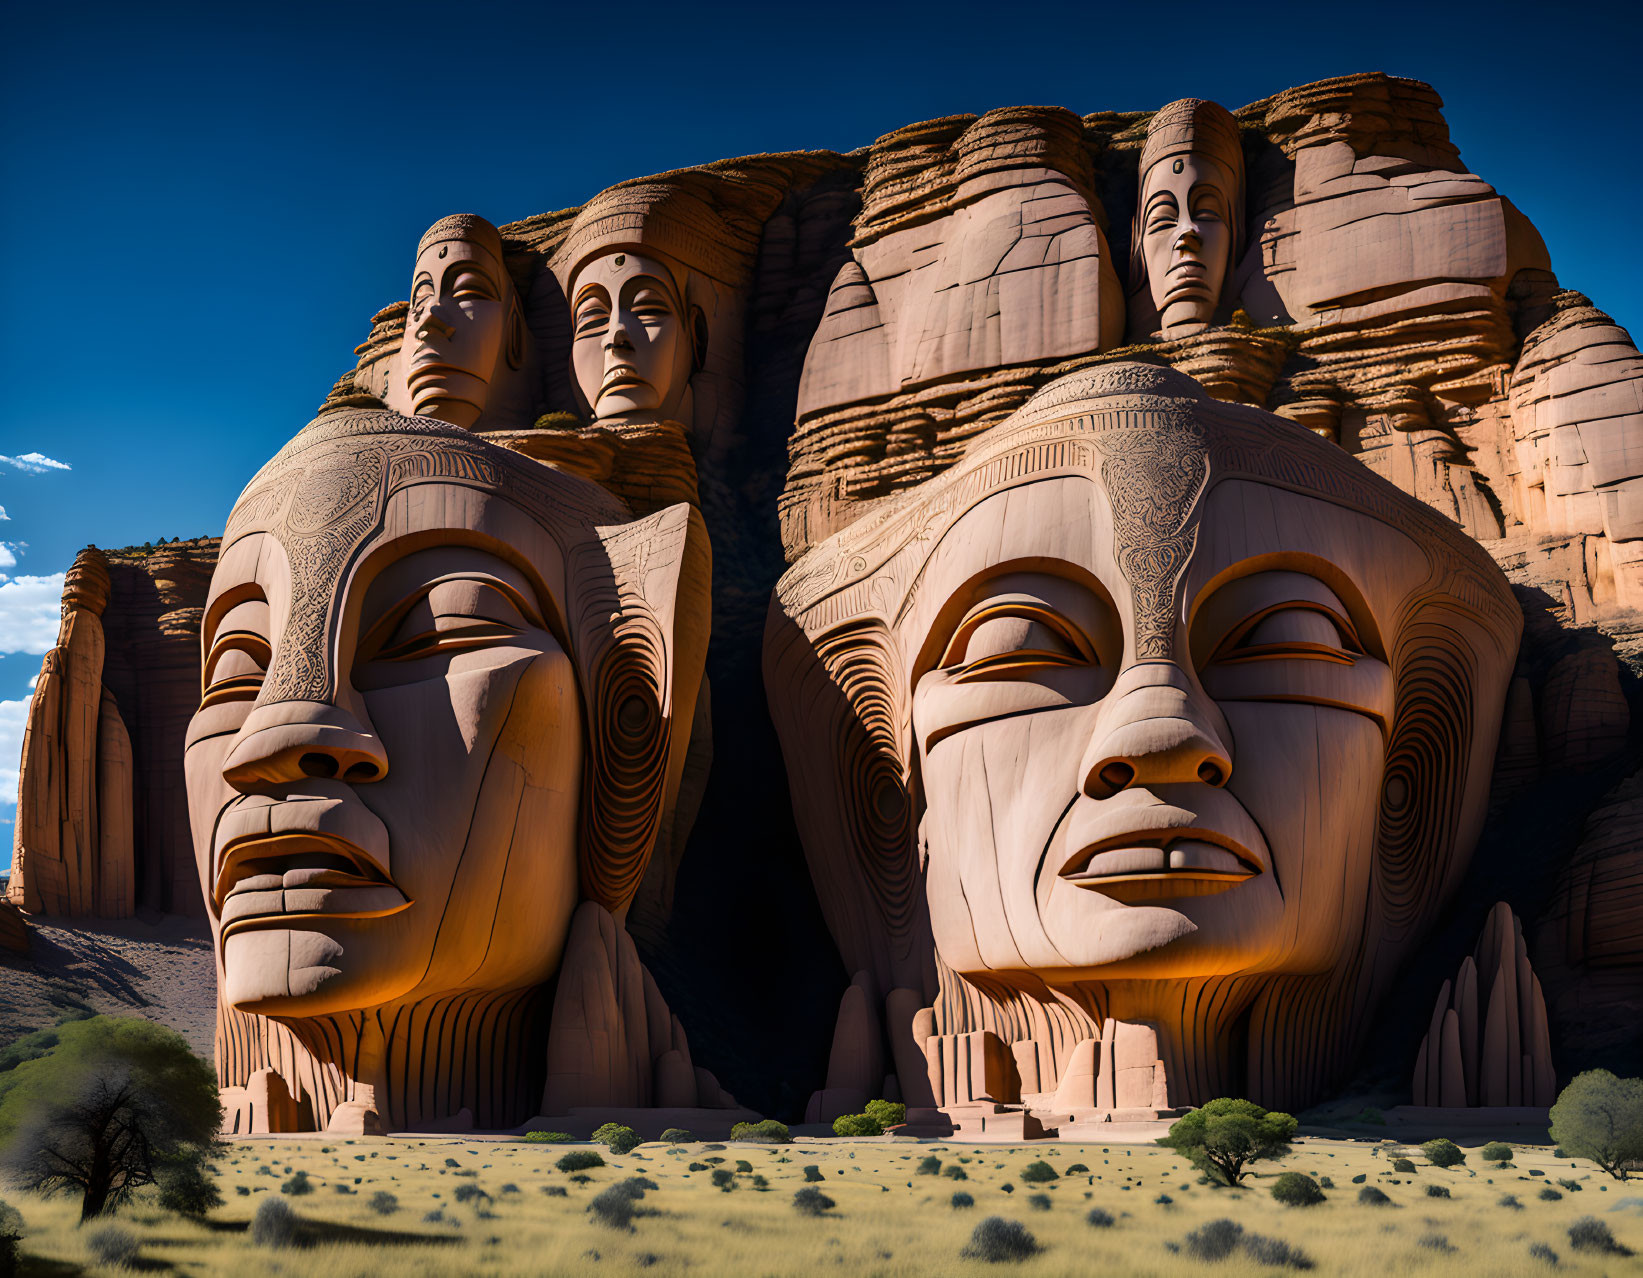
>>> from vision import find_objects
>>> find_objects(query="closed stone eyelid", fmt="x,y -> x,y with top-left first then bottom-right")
1209,601 -> 1359,663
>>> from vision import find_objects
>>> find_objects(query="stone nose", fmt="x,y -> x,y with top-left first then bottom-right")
1079,663 -> 1232,800
221,700 -> 389,791
417,311 -> 455,341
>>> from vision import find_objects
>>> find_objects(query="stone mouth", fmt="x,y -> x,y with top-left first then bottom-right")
215,833 -> 408,933
1059,830 -> 1261,903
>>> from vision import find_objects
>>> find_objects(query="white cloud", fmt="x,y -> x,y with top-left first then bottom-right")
0,545 -> 15,571
0,453 -> 71,474
0,506 -> 8,521
0,573 -> 64,654
0,693 -> 30,808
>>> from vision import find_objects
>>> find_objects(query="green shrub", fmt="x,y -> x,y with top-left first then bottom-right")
1184,1218 -> 1244,1261
916,1155 -> 942,1175
1357,1186 -> 1392,1205
1550,1070 -> 1643,1181
1425,1184 -> 1450,1198
1065,1163 -> 1088,1174
710,1169 -> 735,1191
793,1186 -> 834,1216
1539,1186 -> 1563,1201
1421,1138 -> 1465,1168
864,1099 -> 906,1129
1528,1242 -> 1558,1265
1028,1192 -> 1051,1211
1088,1207 -> 1115,1227
1568,1216 -> 1633,1255
1391,1157 -> 1416,1173
1270,1172 -> 1324,1206
369,1191 -> 398,1215
251,1198 -> 297,1248
961,1217 -> 1040,1262
1500,1194 -> 1523,1210
555,1151 -> 606,1173
1557,1177 -> 1582,1191
944,1164 -> 969,1180
280,1170 -> 313,1196
86,1225 -> 139,1269
589,1178 -> 654,1230
453,1182 -> 491,1205
1480,1141 -> 1513,1162
1157,1098 -> 1297,1186
659,1128 -> 691,1144
592,1123 -> 642,1156
1020,1160 -> 1059,1184
951,1191 -> 975,1208
522,1130 -> 573,1143
157,1160 -> 221,1216
730,1119 -> 791,1144
802,1164 -> 824,1182
831,1113 -> 882,1137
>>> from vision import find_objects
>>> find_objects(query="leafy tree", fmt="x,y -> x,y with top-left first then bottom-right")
1480,1141 -> 1513,1163
1420,1138 -> 1465,1168
1157,1098 -> 1297,1186
1549,1070 -> 1643,1181
864,1099 -> 905,1129
729,1119 -> 790,1143
591,1123 -> 642,1155
1270,1172 -> 1325,1206
0,1016 -> 221,1220
156,1159 -> 221,1216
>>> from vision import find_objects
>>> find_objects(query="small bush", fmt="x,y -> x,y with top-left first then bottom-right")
1028,1193 -> 1052,1211
832,1112 -> 882,1137
944,1164 -> 969,1181
1020,1160 -> 1059,1184
864,1099 -> 906,1129
1087,1207 -> 1115,1228
1001,1183 -> 1014,1193
157,1160 -> 221,1216
710,1169 -> 735,1191
369,1191 -> 398,1215
659,1128 -> 692,1144
1568,1216 -> 1633,1255
1425,1183 -> 1451,1198
1392,1157 -> 1416,1173
802,1164 -> 824,1183
1357,1186 -> 1392,1206
917,1155 -> 942,1176
592,1123 -> 642,1156
252,1198 -> 298,1248
961,1216 -> 1040,1262
556,1151 -> 606,1173
1421,1138 -> 1465,1168
1418,1233 -> 1455,1253
1528,1242 -> 1559,1265
1481,1141 -> 1513,1162
751,1174 -> 769,1190
1501,1194 -> 1524,1210
589,1178 -> 653,1230
522,1130 -> 573,1143
1270,1172 -> 1324,1206
1155,1193 -> 1174,1206
1065,1163 -> 1088,1174
730,1119 -> 791,1144
542,1185 -> 568,1198
87,1225 -> 139,1269
1540,1186 -> 1564,1201
1185,1218 -> 1244,1261
280,1170 -> 313,1196
1244,1232 -> 1315,1269
734,1160 -> 753,1174
951,1191 -> 975,1209
793,1187 -> 835,1216
1318,1176 -> 1334,1189
453,1182 -> 491,1205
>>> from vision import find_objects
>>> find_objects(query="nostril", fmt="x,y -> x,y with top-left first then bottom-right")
344,762 -> 380,783
299,753 -> 339,779
1091,760 -> 1135,799
1197,760 -> 1225,787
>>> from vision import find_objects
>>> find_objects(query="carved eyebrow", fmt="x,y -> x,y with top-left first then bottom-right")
443,261 -> 497,290
572,282 -> 611,309
1143,190 -> 1180,215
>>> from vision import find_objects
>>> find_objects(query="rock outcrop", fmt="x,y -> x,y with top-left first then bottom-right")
1412,902 -> 1557,1107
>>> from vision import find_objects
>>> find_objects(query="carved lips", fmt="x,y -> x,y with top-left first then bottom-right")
1056,785 -> 1268,903
211,790 -> 407,936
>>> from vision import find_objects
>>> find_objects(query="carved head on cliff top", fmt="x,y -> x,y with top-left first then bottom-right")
552,183 -> 750,429
1129,99 -> 1246,339
384,214 -> 530,429
767,363 -> 1520,1104
184,410 -> 707,1025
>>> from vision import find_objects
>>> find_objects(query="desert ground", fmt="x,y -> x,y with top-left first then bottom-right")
4,1130 -> 1637,1276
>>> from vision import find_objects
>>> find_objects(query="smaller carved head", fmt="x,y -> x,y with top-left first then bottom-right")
552,184 -> 746,428
1130,100 -> 1245,337
389,215 -> 527,429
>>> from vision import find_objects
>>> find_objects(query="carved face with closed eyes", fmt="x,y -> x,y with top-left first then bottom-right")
771,366 -> 1519,1036
569,252 -> 695,422
183,410 -> 692,1021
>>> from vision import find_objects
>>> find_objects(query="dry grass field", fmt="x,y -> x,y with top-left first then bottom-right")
5,1132 -> 1638,1276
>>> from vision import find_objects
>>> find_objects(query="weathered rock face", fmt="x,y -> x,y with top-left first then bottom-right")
15,71 -> 1643,1121
9,550 -> 135,918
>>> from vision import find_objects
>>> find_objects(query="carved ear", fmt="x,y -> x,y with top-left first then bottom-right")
505,296 -> 527,371
570,503 -> 710,913
690,305 -> 709,375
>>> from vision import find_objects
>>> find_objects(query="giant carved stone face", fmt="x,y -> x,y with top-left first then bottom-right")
185,410 -> 692,1021
569,252 -> 694,423
769,365 -> 1520,1096
1139,152 -> 1237,336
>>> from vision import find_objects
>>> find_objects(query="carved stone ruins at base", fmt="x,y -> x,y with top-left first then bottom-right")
10,71 -> 1643,1131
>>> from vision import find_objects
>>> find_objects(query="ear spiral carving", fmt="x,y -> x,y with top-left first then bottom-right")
1377,613 -> 1474,934
817,622 -> 917,939
573,570 -> 671,914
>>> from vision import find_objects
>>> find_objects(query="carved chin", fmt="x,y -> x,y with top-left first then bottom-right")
223,926 -> 361,1016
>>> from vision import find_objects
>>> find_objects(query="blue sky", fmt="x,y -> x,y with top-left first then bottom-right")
1,0 -> 1639,819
